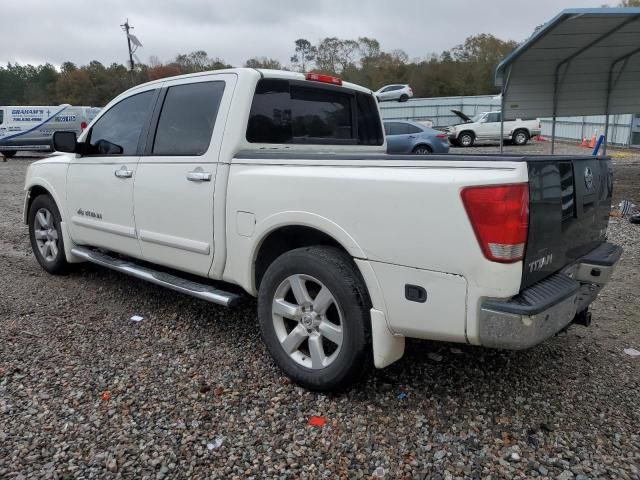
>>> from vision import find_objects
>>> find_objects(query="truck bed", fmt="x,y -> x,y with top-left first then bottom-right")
236,151 -> 612,291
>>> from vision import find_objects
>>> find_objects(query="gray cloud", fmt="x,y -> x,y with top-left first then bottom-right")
1,0 -> 609,67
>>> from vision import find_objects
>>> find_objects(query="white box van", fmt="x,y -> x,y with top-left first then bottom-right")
0,105 -> 101,159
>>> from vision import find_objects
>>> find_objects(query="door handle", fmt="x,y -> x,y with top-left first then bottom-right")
186,167 -> 212,182
114,166 -> 133,178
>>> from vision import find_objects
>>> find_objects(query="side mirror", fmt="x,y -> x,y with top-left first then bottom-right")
52,131 -> 78,153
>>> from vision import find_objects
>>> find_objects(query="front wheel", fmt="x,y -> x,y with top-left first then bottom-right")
258,246 -> 371,391
28,194 -> 68,274
459,132 -> 475,147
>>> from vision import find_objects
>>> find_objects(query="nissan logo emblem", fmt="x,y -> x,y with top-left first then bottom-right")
584,167 -> 594,190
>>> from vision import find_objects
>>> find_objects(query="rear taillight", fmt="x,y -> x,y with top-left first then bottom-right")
436,133 -> 447,139
80,121 -> 88,131
305,72 -> 342,86
461,183 -> 529,263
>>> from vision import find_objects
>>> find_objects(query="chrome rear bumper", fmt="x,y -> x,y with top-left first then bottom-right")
479,242 -> 622,350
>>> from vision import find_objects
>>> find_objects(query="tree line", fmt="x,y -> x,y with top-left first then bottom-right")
1,34 -> 519,107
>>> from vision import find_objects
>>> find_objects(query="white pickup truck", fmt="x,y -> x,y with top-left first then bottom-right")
447,110 -> 542,147
24,69 -> 621,391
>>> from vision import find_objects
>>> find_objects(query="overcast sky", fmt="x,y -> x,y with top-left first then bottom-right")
1,0 -> 613,68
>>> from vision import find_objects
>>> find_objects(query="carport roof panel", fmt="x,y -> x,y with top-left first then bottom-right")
495,8 -> 640,119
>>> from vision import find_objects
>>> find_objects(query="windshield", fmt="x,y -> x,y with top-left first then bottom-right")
470,113 -> 485,123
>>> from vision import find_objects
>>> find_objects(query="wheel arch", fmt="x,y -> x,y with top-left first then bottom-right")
24,181 -> 62,224
250,214 -> 367,294
512,127 -> 530,138
459,129 -> 475,139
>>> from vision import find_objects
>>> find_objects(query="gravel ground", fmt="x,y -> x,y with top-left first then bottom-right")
1,145 -> 639,479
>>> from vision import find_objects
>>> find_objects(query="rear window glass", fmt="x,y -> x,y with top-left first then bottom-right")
247,79 -> 382,146
153,81 -> 225,156
291,86 -> 352,140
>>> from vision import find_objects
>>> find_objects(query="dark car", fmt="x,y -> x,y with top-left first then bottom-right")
384,120 -> 450,154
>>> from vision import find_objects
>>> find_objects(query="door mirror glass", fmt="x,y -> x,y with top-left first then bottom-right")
52,131 -> 78,153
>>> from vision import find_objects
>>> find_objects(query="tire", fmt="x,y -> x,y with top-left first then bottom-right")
258,246 -> 372,391
28,194 -> 68,274
449,138 -> 460,147
512,129 -> 529,146
399,94 -> 409,102
1,150 -> 17,159
459,131 -> 475,147
412,144 -> 433,155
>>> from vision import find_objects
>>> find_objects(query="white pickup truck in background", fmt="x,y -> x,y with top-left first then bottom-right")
447,110 -> 542,147
23,68 -> 620,391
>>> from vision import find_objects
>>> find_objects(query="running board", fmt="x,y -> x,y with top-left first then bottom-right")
71,247 -> 244,307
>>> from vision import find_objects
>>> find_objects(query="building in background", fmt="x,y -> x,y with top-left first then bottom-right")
379,95 -> 638,147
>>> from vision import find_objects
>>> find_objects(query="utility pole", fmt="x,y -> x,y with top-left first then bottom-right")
120,19 -> 142,84
121,19 -> 134,72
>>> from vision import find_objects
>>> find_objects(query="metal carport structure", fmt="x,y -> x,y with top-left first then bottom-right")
495,7 -> 640,155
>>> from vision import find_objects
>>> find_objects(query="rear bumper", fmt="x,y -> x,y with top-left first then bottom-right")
478,242 -> 622,350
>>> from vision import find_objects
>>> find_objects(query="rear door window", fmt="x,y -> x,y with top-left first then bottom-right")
152,81 -> 225,156
406,124 -> 422,134
247,79 -> 383,145
388,122 -> 410,135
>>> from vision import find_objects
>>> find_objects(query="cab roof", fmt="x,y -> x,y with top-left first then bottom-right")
127,68 -> 374,96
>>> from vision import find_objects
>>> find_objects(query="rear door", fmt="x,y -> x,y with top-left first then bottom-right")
386,122 -> 412,153
133,73 -> 236,276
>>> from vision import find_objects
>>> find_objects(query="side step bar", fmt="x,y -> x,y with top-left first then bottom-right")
71,247 -> 244,307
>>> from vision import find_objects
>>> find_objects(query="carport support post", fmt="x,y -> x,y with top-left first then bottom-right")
500,96 -> 504,154
602,47 -> 640,157
551,65 -> 560,155
499,66 -> 511,154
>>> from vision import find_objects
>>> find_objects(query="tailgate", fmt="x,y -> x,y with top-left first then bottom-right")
523,156 -> 613,288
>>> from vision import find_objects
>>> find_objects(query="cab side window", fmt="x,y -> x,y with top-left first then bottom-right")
87,90 -> 155,155
152,81 -> 225,156
486,112 -> 501,123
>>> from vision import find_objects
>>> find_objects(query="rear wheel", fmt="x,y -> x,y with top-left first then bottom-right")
28,195 -> 68,274
459,132 -> 475,147
413,144 -> 433,155
399,94 -> 409,102
258,246 -> 371,391
512,129 -> 529,146
1,150 -> 17,159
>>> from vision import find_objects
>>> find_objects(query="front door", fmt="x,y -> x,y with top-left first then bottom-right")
475,112 -> 501,140
66,88 -> 158,258
134,73 -> 236,276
